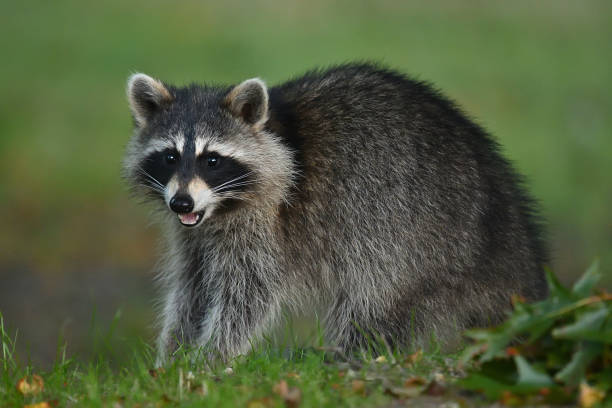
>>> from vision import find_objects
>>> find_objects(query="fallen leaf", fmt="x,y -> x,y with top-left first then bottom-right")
284,388 -> 301,407
423,380 -> 446,397
273,380 -> 289,396
579,383 -> 605,408
384,385 -> 423,399
405,350 -> 423,365
352,380 -> 366,395
24,402 -> 54,408
235,385 -> 252,394
160,394 -> 173,403
16,374 -> 44,396
375,355 -> 387,363
346,369 -> 358,378
505,347 -> 520,356
196,381 -> 208,396
499,390 -> 522,406
539,387 -> 550,396
511,294 -> 527,306
286,372 -> 300,380
113,396 -> 126,408
247,397 -> 274,408
404,377 -> 427,387
273,380 -> 301,407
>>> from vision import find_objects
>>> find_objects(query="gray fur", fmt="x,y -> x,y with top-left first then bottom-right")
123,63 -> 547,363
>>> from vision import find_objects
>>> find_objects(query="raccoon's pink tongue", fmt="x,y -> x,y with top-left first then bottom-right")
178,213 -> 199,225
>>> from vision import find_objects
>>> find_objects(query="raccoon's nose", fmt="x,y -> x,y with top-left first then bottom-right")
169,194 -> 194,214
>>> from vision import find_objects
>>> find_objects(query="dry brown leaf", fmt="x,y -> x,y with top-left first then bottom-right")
405,350 -> 423,365
505,346 -> 520,356
195,381 -> 208,396
511,294 -> 527,306
538,387 -> 551,396
113,396 -> 126,407
579,383 -> 606,408
160,394 -> 174,403
404,377 -> 427,387
286,372 -> 300,380
283,387 -> 301,407
374,355 -> 387,363
273,380 -> 302,407
384,385 -> 423,399
24,403 -> 52,408
499,390 -> 522,406
247,397 -> 274,408
351,380 -> 366,395
273,380 -> 289,396
234,385 -> 252,394
385,378 -> 427,399
16,374 -> 44,396
423,380 -> 446,397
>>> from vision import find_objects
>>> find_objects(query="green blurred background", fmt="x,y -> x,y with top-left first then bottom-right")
1,0 -> 610,366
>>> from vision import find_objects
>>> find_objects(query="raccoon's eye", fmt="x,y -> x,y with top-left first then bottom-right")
207,155 -> 219,167
164,152 -> 179,166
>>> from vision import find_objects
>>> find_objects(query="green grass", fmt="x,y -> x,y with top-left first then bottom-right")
3,262 -> 608,407
1,315 -> 463,407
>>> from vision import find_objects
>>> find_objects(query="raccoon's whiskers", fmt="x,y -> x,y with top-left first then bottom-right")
136,166 -> 166,190
141,183 -> 165,194
212,172 -> 254,192
218,191 -> 254,202
214,180 -> 260,193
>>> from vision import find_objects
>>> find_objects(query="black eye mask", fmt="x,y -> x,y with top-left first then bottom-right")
197,153 -> 252,193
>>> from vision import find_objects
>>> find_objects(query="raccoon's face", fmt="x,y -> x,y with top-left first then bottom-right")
123,73 -> 292,228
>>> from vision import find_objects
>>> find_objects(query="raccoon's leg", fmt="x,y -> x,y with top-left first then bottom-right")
324,291 -> 416,354
195,278 -> 281,361
156,283 -> 184,366
325,286 -> 500,355
156,271 -> 211,365
324,292 -> 379,352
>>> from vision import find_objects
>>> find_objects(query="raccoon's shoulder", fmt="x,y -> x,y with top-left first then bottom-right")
269,62 -> 423,103
266,62 -> 463,126
264,62 -> 459,156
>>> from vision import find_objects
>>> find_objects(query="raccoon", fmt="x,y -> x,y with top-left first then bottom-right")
123,63 -> 547,363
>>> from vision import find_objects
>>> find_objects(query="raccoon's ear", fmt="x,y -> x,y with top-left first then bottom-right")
224,78 -> 269,127
126,73 -> 173,127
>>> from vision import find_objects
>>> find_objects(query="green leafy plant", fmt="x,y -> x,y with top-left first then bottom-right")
460,260 -> 611,406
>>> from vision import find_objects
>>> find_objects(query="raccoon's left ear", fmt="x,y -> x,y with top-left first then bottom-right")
224,78 -> 269,127
126,73 -> 173,127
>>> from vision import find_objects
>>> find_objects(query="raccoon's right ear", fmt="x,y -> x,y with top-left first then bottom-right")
126,73 -> 173,127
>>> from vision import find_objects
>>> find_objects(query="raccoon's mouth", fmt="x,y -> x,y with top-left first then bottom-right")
177,212 -> 203,227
